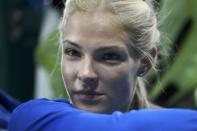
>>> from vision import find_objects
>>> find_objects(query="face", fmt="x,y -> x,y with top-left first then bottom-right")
61,11 -> 141,114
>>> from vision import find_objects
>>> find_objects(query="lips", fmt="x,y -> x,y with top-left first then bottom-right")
74,90 -> 103,95
73,90 -> 105,103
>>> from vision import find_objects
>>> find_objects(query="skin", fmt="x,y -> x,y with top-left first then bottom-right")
61,11 -> 142,114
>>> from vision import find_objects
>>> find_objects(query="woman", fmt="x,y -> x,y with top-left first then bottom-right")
60,0 -> 159,113
8,0 -> 197,130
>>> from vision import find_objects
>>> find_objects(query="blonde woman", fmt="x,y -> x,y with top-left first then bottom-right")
60,0 -> 160,113
9,0 -> 197,130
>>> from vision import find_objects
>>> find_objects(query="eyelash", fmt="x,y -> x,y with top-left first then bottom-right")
64,48 -> 123,64
64,48 -> 81,57
101,53 -> 122,64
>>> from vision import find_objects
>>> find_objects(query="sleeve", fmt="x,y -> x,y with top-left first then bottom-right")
8,99 -> 197,131
0,90 -> 21,129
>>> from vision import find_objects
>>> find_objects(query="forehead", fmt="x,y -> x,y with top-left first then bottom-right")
63,11 -> 128,49
64,11 -> 123,35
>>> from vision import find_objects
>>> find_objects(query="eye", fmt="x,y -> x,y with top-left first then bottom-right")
64,48 -> 81,58
103,53 -> 120,60
101,53 -> 122,64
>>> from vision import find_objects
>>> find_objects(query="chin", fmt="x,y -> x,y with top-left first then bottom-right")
75,103 -> 112,114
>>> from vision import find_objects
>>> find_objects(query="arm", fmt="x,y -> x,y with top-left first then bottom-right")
0,90 -> 21,129
8,99 -> 197,131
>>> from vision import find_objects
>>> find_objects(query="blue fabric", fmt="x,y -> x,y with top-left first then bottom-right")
0,90 -> 21,129
0,90 -> 21,112
0,104 -> 10,129
9,99 -> 197,131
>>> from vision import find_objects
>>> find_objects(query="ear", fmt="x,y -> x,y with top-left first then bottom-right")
137,47 -> 157,77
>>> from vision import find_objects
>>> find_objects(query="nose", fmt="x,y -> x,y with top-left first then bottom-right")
78,57 -> 98,85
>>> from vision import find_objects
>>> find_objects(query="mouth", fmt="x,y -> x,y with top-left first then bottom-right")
73,91 -> 105,104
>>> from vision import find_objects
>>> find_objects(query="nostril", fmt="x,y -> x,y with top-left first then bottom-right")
79,77 -> 98,85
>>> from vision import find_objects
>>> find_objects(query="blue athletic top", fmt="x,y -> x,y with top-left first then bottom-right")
8,99 -> 197,131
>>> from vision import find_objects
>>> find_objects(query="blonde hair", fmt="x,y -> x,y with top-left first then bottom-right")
60,0 -> 160,109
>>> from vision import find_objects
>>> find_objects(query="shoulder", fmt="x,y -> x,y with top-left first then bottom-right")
8,98 -> 117,131
8,99 -> 197,131
135,108 -> 197,130
11,98 -> 72,116
8,98 -> 74,131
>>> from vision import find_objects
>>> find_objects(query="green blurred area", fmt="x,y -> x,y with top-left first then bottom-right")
35,0 -> 197,108
35,30 -> 65,98
150,0 -> 197,108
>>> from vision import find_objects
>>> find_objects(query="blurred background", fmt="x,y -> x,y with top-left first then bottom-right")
0,0 -> 197,108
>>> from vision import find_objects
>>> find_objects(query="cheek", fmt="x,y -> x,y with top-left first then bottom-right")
61,60 -> 77,89
101,65 -> 131,87
106,68 -> 134,95
100,62 -> 137,86
99,63 -> 138,101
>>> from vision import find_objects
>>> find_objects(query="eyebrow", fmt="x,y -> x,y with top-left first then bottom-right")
63,40 -> 81,49
95,46 -> 126,53
63,39 -> 126,52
